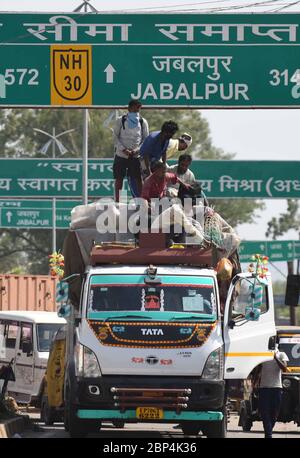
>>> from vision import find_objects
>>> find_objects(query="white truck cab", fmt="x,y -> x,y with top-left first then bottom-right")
62,241 -> 276,438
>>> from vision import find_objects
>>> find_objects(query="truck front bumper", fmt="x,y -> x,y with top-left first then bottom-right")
70,375 -> 225,422
77,409 -> 223,421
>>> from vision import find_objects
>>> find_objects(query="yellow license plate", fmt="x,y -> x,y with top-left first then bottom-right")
136,407 -> 164,420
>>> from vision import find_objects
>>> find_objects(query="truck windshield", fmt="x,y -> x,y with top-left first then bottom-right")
88,274 -> 216,317
279,336 -> 300,368
36,324 -> 64,352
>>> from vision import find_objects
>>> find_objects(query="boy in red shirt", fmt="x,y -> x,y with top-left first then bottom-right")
141,161 -> 190,202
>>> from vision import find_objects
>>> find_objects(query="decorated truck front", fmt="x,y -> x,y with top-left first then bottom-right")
59,203 -> 276,438
62,243 -> 276,438
67,265 -> 226,438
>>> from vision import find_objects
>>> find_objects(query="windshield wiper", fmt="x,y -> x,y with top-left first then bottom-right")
170,315 -> 211,321
104,314 -> 153,322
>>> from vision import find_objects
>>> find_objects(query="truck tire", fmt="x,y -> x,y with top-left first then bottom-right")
180,422 -> 201,436
64,385 -> 90,438
112,420 -> 125,428
204,411 -> 227,438
66,402 -> 101,437
239,406 -> 253,432
40,395 -> 55,426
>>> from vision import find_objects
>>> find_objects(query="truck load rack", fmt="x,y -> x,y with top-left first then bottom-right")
90,233 -> 215,268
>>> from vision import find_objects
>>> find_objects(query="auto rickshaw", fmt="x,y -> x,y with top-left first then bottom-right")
239,326 -> 300,431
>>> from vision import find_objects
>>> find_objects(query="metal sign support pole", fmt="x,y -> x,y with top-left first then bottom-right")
52,197 -> 57,253
52,127 -> 56,252
82,109 -> 88,205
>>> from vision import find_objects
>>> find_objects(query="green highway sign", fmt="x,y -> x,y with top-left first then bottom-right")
267,240 -> 295,261
0,159 -> 299,199
2,13 -> 300,107
239,241 -> 268,262
295,241 -> 300,258
239,240 -> 300,262
0,199 -> 80,229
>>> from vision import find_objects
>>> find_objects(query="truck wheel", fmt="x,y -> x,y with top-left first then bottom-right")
40,396 -> 55,426
68,407 -> 89,438
180,422 -> 201,436
67,406 -> 101,437
239,407 -> 253,432
205,412 -> 227,438
112,420 -> 125,428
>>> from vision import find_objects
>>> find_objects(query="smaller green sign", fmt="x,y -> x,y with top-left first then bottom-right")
239,241 -> 268,262
0,199 -> 80,229
267,241 -> 295,262
294,241 -> 300,258
239,240 -> 300,263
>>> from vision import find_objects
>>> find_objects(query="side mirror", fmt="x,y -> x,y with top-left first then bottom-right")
57,303 -> 71,318
245,305 -> 261,321
22,340 -> 33,355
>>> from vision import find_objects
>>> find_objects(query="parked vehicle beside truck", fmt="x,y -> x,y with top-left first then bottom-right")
239,326 -> 300,431
56,202 -> 277,438
0,311 -> 66,406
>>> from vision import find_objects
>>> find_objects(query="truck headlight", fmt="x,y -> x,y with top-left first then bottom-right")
75,343 -> 101,378
202,347 -> 224,380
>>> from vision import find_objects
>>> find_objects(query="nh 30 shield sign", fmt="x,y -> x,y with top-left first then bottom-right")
2,13 -> 300,107
51,45 -> 92,105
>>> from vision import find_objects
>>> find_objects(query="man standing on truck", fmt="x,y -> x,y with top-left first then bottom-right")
113,99 -> 149,201
253,341 -> 289,438
139,120 -> 178,178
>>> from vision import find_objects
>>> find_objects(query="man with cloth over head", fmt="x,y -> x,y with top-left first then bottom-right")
113,99 -> 149,201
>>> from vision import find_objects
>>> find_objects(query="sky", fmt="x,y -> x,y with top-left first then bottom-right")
0,0 -> 299,279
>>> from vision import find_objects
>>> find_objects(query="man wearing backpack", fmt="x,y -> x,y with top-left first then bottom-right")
113,99 -> 149,202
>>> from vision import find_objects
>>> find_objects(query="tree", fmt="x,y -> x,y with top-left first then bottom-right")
266,199 -> 300,239
266,199 -> 300,326
0,108 -> 263,274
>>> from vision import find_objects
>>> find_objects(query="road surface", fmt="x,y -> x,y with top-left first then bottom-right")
19,410 -> 300,439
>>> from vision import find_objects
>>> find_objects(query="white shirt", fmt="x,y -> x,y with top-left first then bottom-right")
166,164 -> 196,195
260,351 -> 289,388
113,114 -> 149,158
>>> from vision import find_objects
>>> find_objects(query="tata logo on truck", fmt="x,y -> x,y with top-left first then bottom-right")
141,328 -> 164,336
146,356 -> 159,365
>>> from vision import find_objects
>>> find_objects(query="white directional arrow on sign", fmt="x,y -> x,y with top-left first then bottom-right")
6,211 -> 12,223
104,64 -> 116,83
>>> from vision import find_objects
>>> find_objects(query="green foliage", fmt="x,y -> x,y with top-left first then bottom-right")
266,199 -> 300,240
0,108 -> 263,274
210,198 -> 265,228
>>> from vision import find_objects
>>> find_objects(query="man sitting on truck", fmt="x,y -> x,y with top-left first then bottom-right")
166,153 -> 196,198
141,160 -> 191,202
